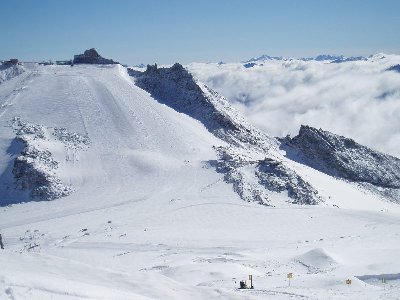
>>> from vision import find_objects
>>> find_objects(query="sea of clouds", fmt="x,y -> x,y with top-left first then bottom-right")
188,54 -> 400,157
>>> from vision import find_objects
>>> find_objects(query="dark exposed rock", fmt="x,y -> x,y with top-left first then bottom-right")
256,158 -> 320,205
0,61 -> 24,84
282,125 -> 400,189
132,63 -> 276,151
215,146 -> 322,205
12,138 -> 72,200
133,63 -> 237,133
214,146 -> 271,205
2,59 -> 19,68
9,118 -> 78,202
73,48 -> 118,65
14,118 -> 45,139
243,62 -> 256,68
18,143 -> 58,169
386,64 -> 400,73
331,56 -> 368,63
53,127 -> 90,147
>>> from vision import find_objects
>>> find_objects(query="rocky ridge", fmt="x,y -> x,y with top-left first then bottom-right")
9,118 -> 90,203
131,64 -> 323,205
387,64 -> 400,73
282,125 -> 400,202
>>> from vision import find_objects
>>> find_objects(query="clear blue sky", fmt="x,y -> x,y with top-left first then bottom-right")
1,0 -> 399,65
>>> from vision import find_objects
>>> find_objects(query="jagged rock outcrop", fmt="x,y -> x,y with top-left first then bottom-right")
2,59 -> 19,67
214,146 -> 270,205
131,63 -> 277,151
386,64 -> 400,73
10,118 -> 90,202
0,61 -> 24,84
215,146 -> 321,205
256,158 -> 320,205
331,56 -> 367,63
12,120 -> 72,201
13,140 -> 71,200
282,125 -> 400,190
73,48 -> 118,65
243,62 -> 257,68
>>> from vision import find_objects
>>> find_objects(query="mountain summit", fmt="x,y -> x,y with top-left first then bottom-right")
73,48 -> 118,64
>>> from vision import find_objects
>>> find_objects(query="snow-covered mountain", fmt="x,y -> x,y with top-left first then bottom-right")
244,54 -> 284,63
1,51 -> 400,299
243,54 -> 368,63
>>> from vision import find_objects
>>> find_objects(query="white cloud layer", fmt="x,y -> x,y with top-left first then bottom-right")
188,54 -> 400,157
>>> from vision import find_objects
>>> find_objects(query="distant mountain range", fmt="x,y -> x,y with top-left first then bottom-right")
244,54 -> 369,63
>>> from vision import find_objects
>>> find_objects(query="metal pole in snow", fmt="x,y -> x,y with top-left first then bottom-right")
0,234 -> 4,249
287,273 -> 293,287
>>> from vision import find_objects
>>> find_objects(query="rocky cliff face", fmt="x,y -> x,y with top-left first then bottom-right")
73,48 -> 118,65
282,125 -> 400,192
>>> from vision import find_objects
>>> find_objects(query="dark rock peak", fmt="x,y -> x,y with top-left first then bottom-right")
256,158 -> 321,205
283,125 -> 400,189
296,125 -> 358,151
144,63 -> 188,76
82,48 -> 101,58
73,48 -> 118,65
133,63 -> 263,141
243,62 -> 257,68
1,59 -> 19,69
386,64 -> 400,73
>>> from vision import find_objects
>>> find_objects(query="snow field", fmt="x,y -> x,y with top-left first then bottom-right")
0,64 -> 399,299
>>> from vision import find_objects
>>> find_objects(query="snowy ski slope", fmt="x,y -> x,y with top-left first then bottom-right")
0,63 -> 399,299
